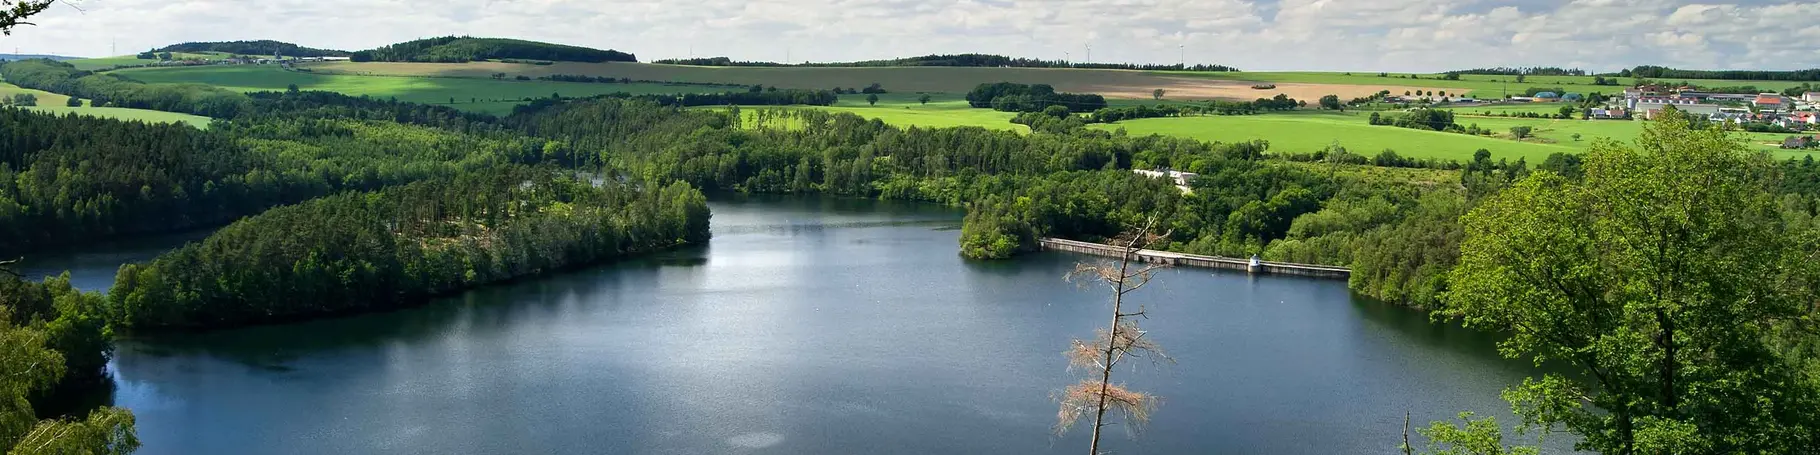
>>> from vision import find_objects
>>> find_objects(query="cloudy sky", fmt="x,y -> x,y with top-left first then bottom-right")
3,0 -> 1816,72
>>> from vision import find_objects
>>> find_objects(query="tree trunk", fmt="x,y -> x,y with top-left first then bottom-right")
1089,246 -> 1133,455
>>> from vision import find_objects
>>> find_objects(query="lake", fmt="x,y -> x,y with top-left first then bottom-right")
28,196 -> 1561,454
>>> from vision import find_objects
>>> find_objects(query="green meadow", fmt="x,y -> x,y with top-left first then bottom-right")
113,65 -> 738,115
0,81 -> 211,128
68,52 -> 234,71
1087,111 -> 1574,162
822,93 -> 1024,131
1156,71 -> 1809,99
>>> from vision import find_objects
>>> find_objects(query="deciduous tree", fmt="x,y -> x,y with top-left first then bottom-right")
1443,114 -> 1820,453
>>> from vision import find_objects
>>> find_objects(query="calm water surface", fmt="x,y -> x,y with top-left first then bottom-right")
51,197 -> 1562,454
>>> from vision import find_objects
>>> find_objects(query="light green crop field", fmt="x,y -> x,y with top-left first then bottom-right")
0,81 -> 211,128
1088,111 -> 1574,162
821,96 -> 1025,131
1440,102 -> 1579,116
725,93 -> 1025,132
68,52 -> 234,71
1155,71 -> 1808,99
113,65 -> 740,115
1097,110 -> 1815,162
1454,116 -> 1811,158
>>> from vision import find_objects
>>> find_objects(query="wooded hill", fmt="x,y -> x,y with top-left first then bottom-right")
350,36 -> 637,63
154,40 -> 351,57
652,53 -> 1239,72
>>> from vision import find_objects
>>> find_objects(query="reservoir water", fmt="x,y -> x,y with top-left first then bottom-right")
31,197 -> 1558,454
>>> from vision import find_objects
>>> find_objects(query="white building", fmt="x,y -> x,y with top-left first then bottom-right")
1134,169 -> 1197,194
1638,102 -> 1720,119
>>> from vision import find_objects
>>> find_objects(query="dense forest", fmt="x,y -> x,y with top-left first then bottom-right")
651,54 -> 1239,72
349,36 -> 637,63
1623,65 -> 1820,81
109,166 -> 709,331
0,102 -> 545,256
153,40 -> 350,57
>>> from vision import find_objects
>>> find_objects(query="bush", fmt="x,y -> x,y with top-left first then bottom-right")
66,96 -> 82,107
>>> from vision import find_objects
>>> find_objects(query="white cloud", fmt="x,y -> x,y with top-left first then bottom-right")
0,0 -> 1814,71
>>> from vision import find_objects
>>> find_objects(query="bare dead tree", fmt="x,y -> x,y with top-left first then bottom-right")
0,257 -> 21,278
1055,216 -> 1174,455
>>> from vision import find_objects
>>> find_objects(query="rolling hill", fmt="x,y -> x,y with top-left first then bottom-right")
155,40 -> 351,58
350,36 -> 636,63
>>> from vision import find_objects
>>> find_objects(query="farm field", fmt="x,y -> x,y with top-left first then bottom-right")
724,93 -> 1025,132
1158,71 -> 1809,98
1455,115 -> 1812,158
1087,111 -> 1574,162
67,52 -> 233,71
0,81 -> 212,128
1440,102 -> 1579,116
297,61 -> 1454,102
112,65 -> 740,115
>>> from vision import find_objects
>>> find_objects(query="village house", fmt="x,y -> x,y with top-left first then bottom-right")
1803,92 -> 1820,104
1791,111 -> 1818,126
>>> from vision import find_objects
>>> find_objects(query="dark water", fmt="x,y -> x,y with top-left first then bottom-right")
65,197 -> 1560,454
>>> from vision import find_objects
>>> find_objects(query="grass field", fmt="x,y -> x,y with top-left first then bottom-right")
1159,71 -> 1810,99
824,93 -> 1024,131
1088,111 -> 1575,162
1440,102 -> 1578,116
0,81 -> 212,128
68,52 -> 234,71
1085,110 -> 1813,163
113,65 -> 741,115
297,61 -> 1457,102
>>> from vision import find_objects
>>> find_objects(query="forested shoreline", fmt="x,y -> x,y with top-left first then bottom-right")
109,167 -> 709,331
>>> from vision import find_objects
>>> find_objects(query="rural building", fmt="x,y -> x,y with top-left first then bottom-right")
1756,94 -> 1788,113
1590,107 -> 1628,119
1134,169 -> 1197,194
1535,92 -> 1561,99
1562,93 -> 1584,101
1629,96 -> 1700,110
1639,102 -> 1720,119
1805,92 -> 1820,103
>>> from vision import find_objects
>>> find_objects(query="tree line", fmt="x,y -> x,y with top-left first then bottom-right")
109,166 -> 709,331
1446,67 -> 1587,76
348,36 -> 637,63
651,54 -> 1239,72
1622,65 -> 1820,81
964,82 -> 1108,113
153,40 -> 350,58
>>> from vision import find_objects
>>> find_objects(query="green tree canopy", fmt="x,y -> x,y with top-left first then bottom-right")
1445,114 -> 1820,453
